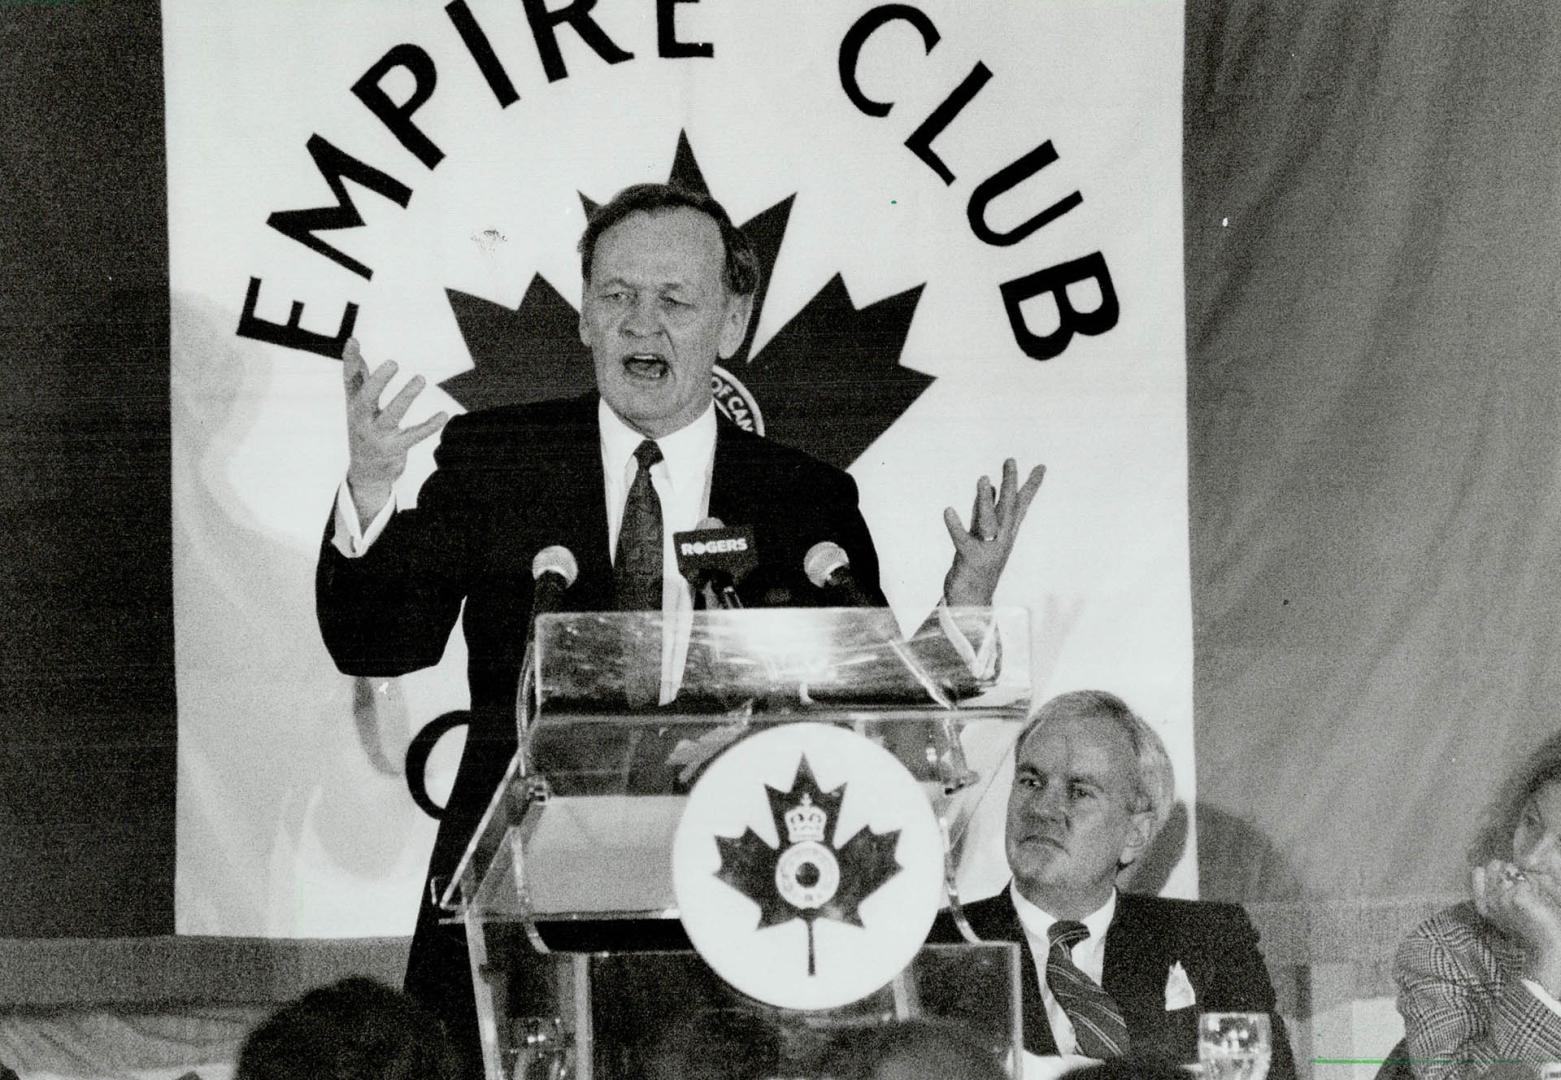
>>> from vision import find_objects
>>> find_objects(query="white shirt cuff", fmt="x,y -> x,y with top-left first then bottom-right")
1023,1052 -> 1100,1080
330,481 -> 396,558
936,602 -> 1001,680
1521,977 -> 1561,1018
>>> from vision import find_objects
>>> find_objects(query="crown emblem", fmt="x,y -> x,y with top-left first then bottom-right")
784,793 -> 828,845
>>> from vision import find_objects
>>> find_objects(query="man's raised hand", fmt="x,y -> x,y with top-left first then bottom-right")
941,458 -> 1046,607
343,338 -> 447,526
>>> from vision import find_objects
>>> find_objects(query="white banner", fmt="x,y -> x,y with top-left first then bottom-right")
165,0 -> 1189,936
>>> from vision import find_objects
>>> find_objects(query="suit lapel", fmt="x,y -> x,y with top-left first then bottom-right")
965,893 -> 1059,1057
707,415 -> 764,531
529,396 -> 614,611
1103,894 -> 1197,1062
955,892 -> 1201,1065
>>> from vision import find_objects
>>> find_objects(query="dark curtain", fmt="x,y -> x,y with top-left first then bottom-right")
1187,0 -> 1561,901
0,1 -> 174,934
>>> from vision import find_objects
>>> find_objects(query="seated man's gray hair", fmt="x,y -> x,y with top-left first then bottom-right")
1020,689 -> 1176,831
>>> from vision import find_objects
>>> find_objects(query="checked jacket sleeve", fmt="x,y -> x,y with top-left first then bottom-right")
1395,901 -> 1561,1079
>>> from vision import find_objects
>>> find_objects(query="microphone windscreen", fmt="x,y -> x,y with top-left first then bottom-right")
531,544 -> 579,586
803,541 -> 851,590
675,524 -> 758,585
697,516 -> 725,530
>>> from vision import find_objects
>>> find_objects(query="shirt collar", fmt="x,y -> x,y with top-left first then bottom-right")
598,398 -> 718,490
1009,880 -> 1117,946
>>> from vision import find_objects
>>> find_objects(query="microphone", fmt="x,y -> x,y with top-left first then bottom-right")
518,545 -> 578,746
675,517 -> 757,609
804,540 -> 880,607
531,544 -> 579,615
805,539 -> 974,791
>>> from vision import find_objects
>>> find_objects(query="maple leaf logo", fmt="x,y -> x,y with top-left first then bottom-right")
440,132 -> 933,469
714,756 -> 901,975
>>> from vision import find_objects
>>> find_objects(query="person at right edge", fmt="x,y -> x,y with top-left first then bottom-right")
1395,732 -> 1561,1078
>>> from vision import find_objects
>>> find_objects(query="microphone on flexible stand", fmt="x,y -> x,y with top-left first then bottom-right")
804,541 -> 977,792
803,540 -> 881,608
517,545 -> 579,757
531,544 -> 579,617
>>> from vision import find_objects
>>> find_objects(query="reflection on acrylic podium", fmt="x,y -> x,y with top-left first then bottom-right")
439,607 -> 1033,1079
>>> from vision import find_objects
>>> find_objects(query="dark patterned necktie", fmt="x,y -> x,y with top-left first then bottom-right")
614,439 -> 664,612
1047,920 -> 1130,1058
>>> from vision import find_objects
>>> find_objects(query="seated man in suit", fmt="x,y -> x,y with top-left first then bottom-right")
932,690 -> 1295,1078
317,182 -> 1044,1070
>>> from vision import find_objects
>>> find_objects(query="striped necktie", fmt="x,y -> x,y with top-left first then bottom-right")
614,439 -> 664,612
1047,919 -> 1130,1058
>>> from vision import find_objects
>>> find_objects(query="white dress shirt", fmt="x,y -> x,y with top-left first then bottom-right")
596,398 -> 716,596
597,399 -> 716,699
1010,881 -> 1119,1057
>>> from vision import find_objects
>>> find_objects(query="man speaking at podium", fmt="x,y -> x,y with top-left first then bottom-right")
315,182 -> 1043,1060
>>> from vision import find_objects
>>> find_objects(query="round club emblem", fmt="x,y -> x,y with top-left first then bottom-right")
711,365 -> 765,435
775,837 -> 840,909
672,722 -> 944,1010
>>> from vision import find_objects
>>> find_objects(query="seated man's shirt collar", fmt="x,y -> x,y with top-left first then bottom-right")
1010,880 -> 1117,948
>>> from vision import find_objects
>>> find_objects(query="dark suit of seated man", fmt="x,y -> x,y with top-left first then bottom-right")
929,690 -> 1296,1078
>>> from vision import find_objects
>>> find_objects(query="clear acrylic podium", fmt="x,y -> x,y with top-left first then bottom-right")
441,607 -> 1032,1079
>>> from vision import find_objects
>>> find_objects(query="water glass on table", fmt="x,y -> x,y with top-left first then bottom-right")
1197,1012 -> 1271,1080
504,1016 -> 571,1080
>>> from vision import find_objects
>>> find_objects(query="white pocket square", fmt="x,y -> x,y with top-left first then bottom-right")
1164,960 -> 1197,1010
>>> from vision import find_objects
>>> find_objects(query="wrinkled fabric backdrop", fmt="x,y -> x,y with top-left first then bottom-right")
1187,0 -> 1561,902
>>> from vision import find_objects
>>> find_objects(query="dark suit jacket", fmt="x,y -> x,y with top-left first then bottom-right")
317,391 -> 886,807
929,888 -> 1297,1079
318,393 -> 883,713
314,394 -> 886,1066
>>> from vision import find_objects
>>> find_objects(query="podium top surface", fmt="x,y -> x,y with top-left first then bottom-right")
532,606 -> 1031,722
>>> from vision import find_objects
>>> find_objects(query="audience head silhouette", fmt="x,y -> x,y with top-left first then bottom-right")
234,976 -> 461,1080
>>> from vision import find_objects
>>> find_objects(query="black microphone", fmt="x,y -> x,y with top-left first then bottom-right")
518,545 -> 578,740
675,517 -> 757,609
531,544 -> 579,615
805,542 -> 975,790
804,540 -> 881,607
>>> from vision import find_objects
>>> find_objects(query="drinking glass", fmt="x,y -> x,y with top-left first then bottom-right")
1197,1011 -> 1271,1080
503,1016 -> 571,1080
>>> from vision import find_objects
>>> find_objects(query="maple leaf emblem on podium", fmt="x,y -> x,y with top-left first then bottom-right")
440,132 -> 933,469
713,756 -> 901,975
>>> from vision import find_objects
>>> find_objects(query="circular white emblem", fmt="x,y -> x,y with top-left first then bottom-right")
672,722 -> 943,1010
711,365 -> 765,435
775,839 -> 840,909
